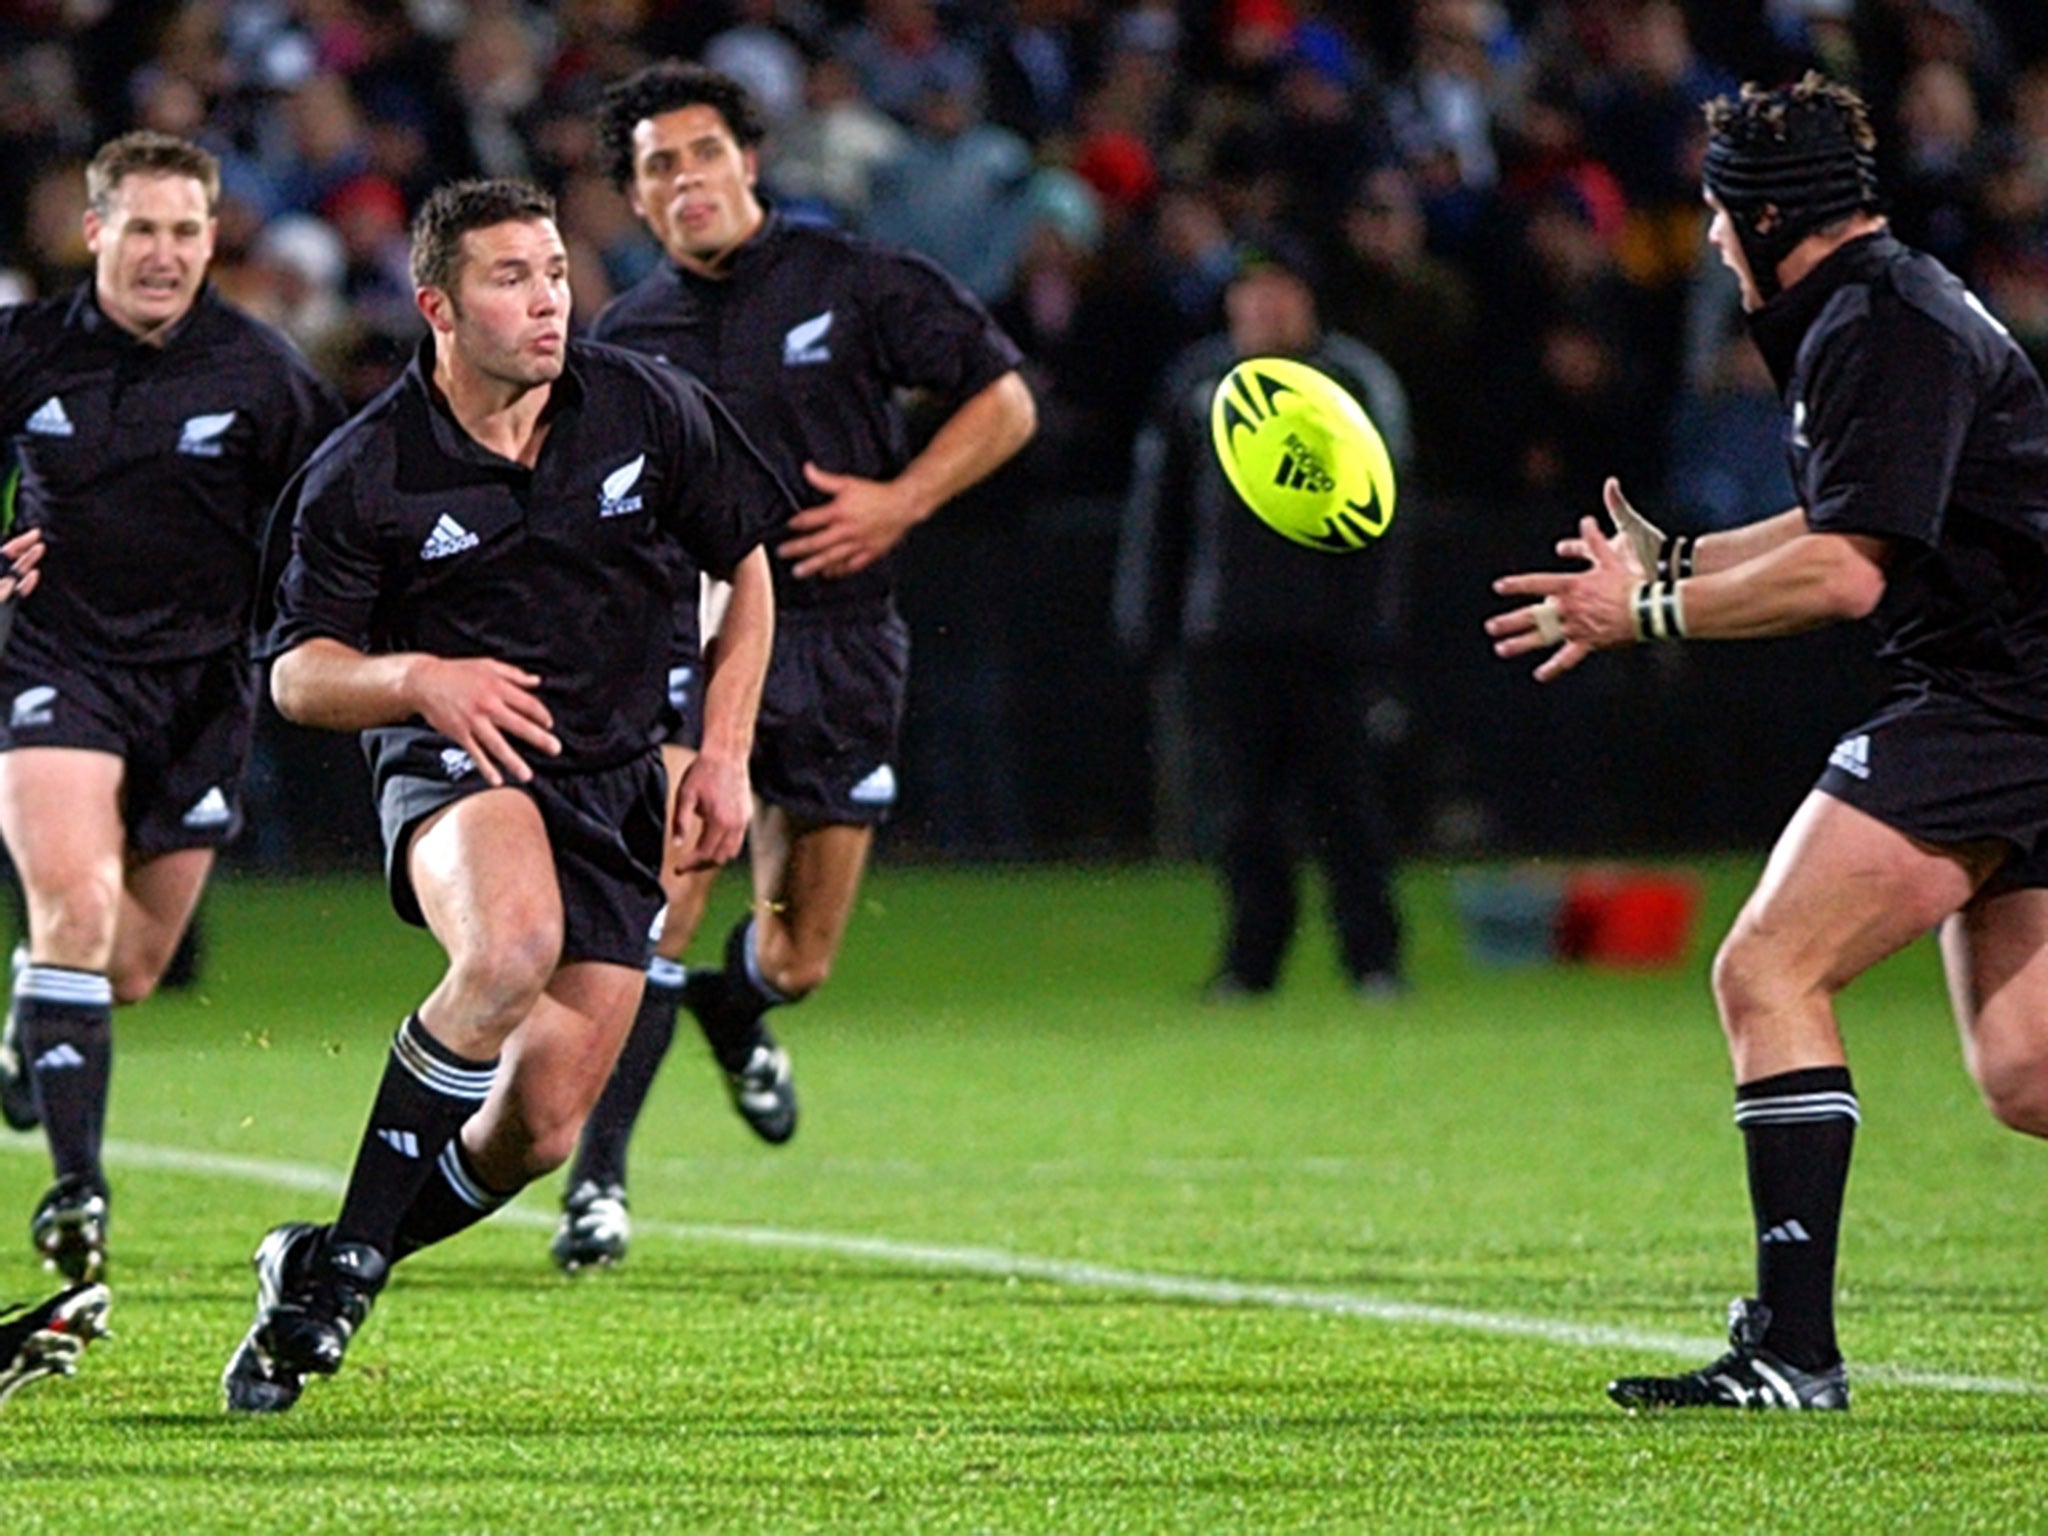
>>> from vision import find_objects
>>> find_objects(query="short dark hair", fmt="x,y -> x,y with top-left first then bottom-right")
86,131 -> 221,215
409,178 -> 557,293
598,61 -> 768,192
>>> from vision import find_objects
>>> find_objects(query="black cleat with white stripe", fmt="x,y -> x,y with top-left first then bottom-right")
223,1222 -> 387,1414
0,1281 -> 109,1408
1608,1298 -> 1848,1411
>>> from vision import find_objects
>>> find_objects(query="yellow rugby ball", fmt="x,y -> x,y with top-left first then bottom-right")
1209,356 -> 1396,551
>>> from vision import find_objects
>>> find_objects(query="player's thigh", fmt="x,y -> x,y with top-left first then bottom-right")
0,747 -> 127,899
1725,789 -> 1985,997
408,788 -> 564,977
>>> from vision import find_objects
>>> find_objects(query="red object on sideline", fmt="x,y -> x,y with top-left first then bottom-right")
1554,869 -> 1701,967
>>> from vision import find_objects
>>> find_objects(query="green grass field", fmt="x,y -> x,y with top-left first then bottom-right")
2,860 -> 2045,1533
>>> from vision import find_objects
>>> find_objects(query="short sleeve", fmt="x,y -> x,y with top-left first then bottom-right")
1800,305 -> 1974,547
653,369 -> 796,578
865,247 -> 1024,404
259,444 -> 387,659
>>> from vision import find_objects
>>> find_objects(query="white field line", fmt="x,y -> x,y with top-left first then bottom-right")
13,1136 -> 2045,1399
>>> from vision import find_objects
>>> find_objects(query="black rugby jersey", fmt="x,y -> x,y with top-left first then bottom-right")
0,283 -> 344,663
1749,231 -> 2048,721
263,336 -> 789,772
591,209 -> 1024,614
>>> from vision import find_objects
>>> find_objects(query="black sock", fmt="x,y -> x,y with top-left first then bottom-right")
1735,1065 -> 1859,1370
691,917 -> 788,1070
569,961 -> 684,1190
391,1135 -> 511,1260
331,1014 -> 497,1259
17,965 -> 113,1187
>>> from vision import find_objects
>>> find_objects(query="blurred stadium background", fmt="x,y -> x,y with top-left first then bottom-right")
8,0 -> 2044,877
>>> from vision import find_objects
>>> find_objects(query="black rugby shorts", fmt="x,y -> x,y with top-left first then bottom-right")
367,726 -> 667,967
0,621 -> 257,855
1815,687 -> 2048,891
752,603 -> 910,826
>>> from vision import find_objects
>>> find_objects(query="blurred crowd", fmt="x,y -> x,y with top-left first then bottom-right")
3,0 -> 2045,528
3,0 -> 2047,863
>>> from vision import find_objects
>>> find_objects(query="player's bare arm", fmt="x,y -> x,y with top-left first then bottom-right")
270,636 -> 560,785
670,545 -> 773,871
779,370 -> 1037,579
1488,510 -> 1888,681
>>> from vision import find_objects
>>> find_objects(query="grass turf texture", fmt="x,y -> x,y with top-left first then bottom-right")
0,861 -> 2044,1532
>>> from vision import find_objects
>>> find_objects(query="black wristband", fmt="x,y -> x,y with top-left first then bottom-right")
1656,534 -> 1696,582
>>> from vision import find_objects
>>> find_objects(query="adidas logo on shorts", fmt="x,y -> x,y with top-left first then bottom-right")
25,397 -> 72,437
1828,733 -> 1871,780
181,786 -> 232,828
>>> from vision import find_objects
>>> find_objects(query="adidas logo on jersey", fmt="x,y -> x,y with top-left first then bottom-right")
25,397 -> 72,437
181,786 -> 232,828
421,514 -> 479,561
440,747 -> 475,781
783,310 -> 834,366
177,410 -> 237,457
599,454 -> 647,518
9,685 -> 55,729
1828,733 -> 1870,781
848,763 -> 897,806
1272,433 -> 1336,495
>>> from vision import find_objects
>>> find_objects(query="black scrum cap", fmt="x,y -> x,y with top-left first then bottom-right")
1702,72 -> 1883,299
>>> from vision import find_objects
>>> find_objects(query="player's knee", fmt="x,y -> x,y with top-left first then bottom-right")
33,877 -> 122,969
1971,1046 -> 2048,1137
446,937 -> 558,1034
107,965 -> 158,1007
1709,931 -> 1779,1043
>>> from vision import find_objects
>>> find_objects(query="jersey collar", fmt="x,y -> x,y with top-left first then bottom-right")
405,333 -> 588,472
1746,230 -> 1899,391
668,203 -> 783,287
65,279 -> 218,352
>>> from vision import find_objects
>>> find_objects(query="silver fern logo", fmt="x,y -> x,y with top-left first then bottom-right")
599,453 -> 647,518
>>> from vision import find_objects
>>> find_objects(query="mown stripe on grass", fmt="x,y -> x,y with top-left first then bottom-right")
23,1136 -> 2047,1399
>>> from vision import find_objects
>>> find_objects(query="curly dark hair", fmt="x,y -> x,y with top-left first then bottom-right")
1703,70 -> 1877,155
409,178 -> 558,293
598,61 -> 768,192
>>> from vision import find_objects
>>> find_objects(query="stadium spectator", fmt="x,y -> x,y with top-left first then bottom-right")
1325,162 -> 1480,499
548,62 -> 1035,1272
865,70 -> 1039,300
1489,74 -> 2048,1412
221,177 -> 784,1412
0,132 -> 345,1286
1114,251 -> 1412,1000
769,54 -> 911,223
837,0 -> 983,125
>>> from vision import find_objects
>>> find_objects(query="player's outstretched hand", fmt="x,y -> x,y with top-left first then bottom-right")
410,656 -> 560,786
1486,514 -> 1639,682
779,462 -> 924,580
1602,477 -> 1661,578
667,748 -> 750,872
0,527 -> 45,604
